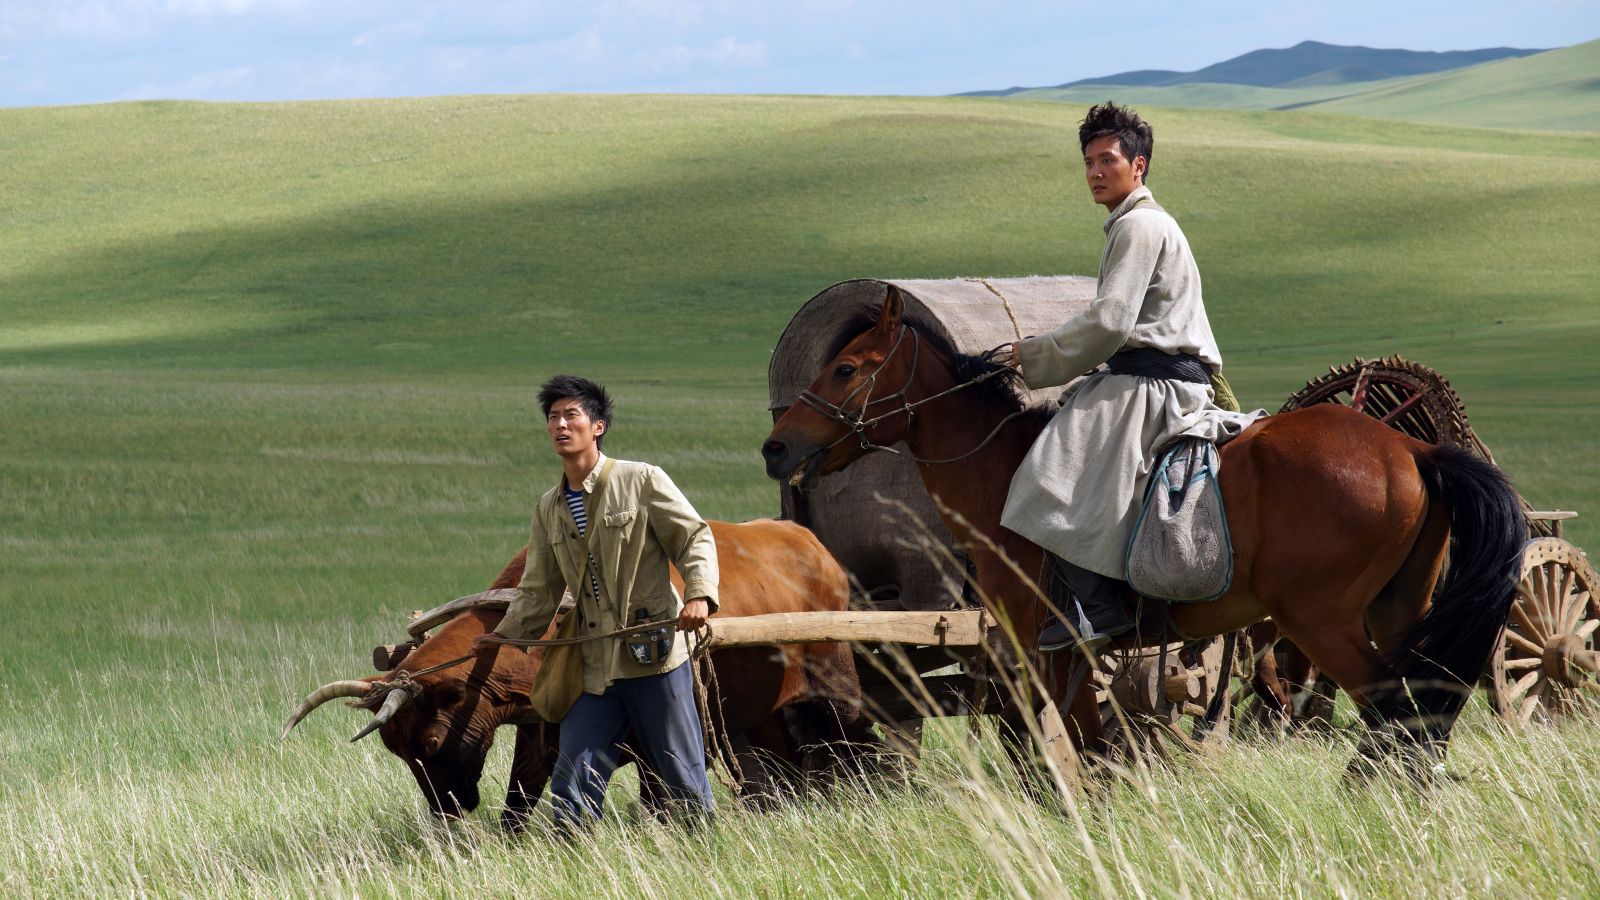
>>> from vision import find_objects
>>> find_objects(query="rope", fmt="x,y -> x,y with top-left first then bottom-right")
397,618 -> 680,681
972,278 -> 1025,342
688,624 -> 745,794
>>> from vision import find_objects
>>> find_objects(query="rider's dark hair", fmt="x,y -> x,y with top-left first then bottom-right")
1079,102 -> 1153,182
539,374 -> 614,448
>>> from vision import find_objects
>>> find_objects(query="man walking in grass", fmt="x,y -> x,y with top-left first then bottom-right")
472,374 -> 718,829
999,102 -> 1261,653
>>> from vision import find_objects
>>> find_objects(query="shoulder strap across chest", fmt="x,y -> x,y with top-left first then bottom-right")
566,457 -> 616,557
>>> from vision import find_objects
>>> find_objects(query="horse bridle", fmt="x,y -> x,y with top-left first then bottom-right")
792,325 -> 1028,468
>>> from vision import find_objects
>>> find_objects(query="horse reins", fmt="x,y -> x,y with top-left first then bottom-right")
794,324 -> 1028,466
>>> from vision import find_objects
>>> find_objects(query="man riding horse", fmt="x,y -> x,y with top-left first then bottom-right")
999,102 -> 1263,652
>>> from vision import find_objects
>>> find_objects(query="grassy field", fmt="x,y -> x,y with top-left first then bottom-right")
1009,40 -> 1600,132
3,93 -> 1599,895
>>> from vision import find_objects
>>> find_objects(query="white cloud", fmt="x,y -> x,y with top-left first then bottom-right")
52,2 -> 149,41
353,20 -> 425,48
126,64 -> 255,99
3,0 -> 310,44
541,25 -> 611,66
652,35 -> 767,72
602,0 -> 707,25
287,60 -> 391,95
707,35 -> 766,65
158,0 -> 308,16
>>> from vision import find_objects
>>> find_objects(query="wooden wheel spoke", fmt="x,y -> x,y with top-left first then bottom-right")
1575,618 -> 1599,642
1542,566 -> 1568,629
1505,628 -> 1544,655
1559,579 -> 1588,634
1376,392 -> 1425,426
1505,669 -> 1542,703
1348,367 -> 1373,413
1530,565 -> 1556,627
1517,682 -> 1547,726
1511,600 -> 1550,644
1502,657 -> 1542,672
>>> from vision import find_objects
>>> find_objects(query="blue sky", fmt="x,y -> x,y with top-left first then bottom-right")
1,1 -> 1595,107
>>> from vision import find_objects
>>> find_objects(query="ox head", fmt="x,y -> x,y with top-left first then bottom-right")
281,609 -> 536,819
763,285 -> 921,490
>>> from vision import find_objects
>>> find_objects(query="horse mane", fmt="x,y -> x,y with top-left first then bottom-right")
831,312 -> 1028,412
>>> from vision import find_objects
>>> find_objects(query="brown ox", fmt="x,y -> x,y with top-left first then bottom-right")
283,518 -> 868,829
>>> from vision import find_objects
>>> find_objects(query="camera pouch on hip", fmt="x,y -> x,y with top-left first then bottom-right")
625,610 -> 673,665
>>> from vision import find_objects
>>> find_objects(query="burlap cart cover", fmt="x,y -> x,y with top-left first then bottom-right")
768,276 -> 1096,612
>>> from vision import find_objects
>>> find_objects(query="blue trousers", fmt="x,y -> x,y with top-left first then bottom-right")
551,661 -> 715,828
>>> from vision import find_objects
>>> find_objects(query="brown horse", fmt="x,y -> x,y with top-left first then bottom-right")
761,286 -> 1523,770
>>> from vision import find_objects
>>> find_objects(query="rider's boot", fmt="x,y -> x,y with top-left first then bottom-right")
1037,554 -> 1136,653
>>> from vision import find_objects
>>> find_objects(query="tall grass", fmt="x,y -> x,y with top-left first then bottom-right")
6,656 -> 1600,898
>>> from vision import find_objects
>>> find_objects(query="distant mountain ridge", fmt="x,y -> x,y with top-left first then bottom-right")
963,40 -> 1546,97
960,39 -> 1598,133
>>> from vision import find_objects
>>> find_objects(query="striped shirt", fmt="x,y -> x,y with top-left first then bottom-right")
563,485 -> 603,603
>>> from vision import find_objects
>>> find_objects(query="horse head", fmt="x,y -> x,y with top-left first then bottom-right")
763,285 -> 927,489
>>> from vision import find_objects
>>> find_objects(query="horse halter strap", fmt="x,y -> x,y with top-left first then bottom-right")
796,324 -> 921,455
794,325 -> 1021,463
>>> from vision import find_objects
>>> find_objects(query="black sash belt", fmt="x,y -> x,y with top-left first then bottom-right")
1106,347 -> 1211,384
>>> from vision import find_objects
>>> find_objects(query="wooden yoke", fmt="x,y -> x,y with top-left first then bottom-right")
405,591 -> 993,650
704,610 -> 992,648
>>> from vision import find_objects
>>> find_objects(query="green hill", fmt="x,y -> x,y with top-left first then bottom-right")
999,40 -> 1600,131
3,95 -> 1597,521
1002,77 -> 1415,111
966,40 -> 1545,95
1299,38 -> 1600,130
2,95 -> 1599,892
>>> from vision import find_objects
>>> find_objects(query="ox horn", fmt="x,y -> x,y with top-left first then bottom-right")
280,679 -> 373,741
349,687 -> 411,743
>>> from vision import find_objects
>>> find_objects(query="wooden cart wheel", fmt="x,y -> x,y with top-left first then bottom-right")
1489,538 -> 1600,726
1281,356 -> 1565,538
1095,636 -> 1229,749
1280,355 -> 1481,450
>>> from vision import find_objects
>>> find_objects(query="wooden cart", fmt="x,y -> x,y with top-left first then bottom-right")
1278,356 -> 1599,726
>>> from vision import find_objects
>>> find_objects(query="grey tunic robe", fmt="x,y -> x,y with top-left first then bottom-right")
1000,186 -> 1267,579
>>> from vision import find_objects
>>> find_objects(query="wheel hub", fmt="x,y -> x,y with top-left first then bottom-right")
1542,634 -> 1600,688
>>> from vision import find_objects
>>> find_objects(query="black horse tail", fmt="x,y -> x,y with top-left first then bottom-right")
1378,443 -> 1525,748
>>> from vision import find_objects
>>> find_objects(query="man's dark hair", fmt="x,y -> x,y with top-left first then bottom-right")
538,374 -> 614,447
1079,102 -> 1153,182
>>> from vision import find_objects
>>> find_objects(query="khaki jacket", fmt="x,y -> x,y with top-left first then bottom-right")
495,454 -> 720,694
